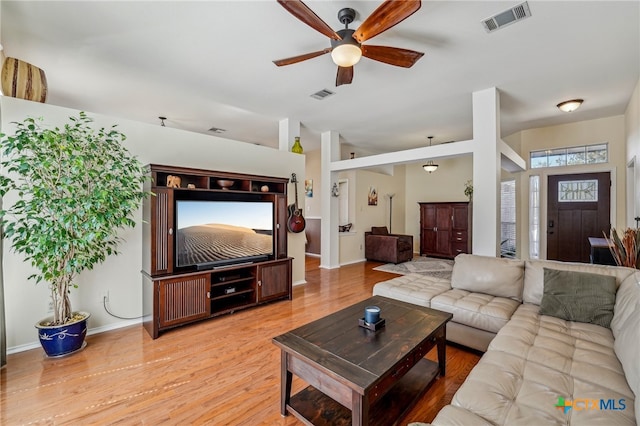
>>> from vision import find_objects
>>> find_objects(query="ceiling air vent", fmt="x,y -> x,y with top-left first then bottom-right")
208,127 -> 226,134
310,89 -> 335,100
482,2 -> 531,33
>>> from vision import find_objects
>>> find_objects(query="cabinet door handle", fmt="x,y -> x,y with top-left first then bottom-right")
207,291 -> 211,298
258,280 -> 262,287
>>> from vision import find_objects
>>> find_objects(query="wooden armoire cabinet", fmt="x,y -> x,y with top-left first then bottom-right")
419,202 -> 471,259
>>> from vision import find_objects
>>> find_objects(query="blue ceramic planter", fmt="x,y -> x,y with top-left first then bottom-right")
35,311 -> 90,357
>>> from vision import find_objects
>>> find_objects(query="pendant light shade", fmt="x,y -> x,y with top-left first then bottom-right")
423,161 -> 438,173
422,136 -> 438,173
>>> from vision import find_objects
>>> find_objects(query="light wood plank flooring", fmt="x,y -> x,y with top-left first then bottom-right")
1,257 -> 481,425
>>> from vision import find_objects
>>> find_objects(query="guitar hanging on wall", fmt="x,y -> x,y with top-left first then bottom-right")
287,173 -> 306,233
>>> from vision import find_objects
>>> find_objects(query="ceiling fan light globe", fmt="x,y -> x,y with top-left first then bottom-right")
331,44 -> 362,67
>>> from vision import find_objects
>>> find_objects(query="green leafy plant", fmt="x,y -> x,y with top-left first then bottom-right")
604,228 -> 640,269
464,180 -> 473,200
0,112 -> 148,325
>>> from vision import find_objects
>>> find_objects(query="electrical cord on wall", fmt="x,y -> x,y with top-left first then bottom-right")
102,296 -> 143,320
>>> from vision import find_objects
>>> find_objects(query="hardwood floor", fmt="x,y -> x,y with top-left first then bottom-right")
1,257 -> 481,425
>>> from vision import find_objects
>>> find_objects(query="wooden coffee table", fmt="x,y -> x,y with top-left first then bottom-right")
272,295 -> 453,426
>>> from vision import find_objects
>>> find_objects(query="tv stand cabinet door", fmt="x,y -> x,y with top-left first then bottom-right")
158,274 -> 211,329
150,188 -> 174,275
257,259 -> 292,303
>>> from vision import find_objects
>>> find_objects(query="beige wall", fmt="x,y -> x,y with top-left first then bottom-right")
405,156 -> 474,253
1,97 -> 305,351
302,149 -> 410,265
304,149 -> 322,219
512,115 -> 627,260
625,78 -> 640,226
336,167 -> 407,265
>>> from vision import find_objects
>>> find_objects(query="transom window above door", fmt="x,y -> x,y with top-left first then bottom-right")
530,143 -> 608,169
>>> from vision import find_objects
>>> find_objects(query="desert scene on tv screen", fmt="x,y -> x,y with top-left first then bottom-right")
176,223 -> 272,266
176,201 -> 273,266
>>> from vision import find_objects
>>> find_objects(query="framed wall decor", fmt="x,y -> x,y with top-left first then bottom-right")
368,186 -> 378,206
305,179 -> 313,197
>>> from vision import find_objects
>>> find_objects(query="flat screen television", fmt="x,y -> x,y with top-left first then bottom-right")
175,199 -> 274,270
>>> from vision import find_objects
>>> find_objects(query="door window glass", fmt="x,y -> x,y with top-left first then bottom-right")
558,179 -> 598,202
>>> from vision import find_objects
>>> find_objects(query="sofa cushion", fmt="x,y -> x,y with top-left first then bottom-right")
611,271 -> 640,422
372,273 -> 450,307
441,303 -> 636,425
430,405 -> 494,426
451,254 -> 525,301
371,226 -> 389,235
431,289 -> 520,334
523,259 -> 634,305
539,268 -> 617,328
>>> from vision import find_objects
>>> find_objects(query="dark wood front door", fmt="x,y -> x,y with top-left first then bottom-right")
547,172 -> 610,263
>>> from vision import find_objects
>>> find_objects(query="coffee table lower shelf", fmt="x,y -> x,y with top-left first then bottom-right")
286,358 -> 440,426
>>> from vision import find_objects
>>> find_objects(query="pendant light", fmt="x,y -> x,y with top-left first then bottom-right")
422,136 -> 438,173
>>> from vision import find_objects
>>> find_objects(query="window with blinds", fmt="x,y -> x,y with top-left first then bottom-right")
501,180 -> 516,258
529,175 -> 540,259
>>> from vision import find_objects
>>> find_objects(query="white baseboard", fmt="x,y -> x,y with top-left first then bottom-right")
340,258 -> 367,266
7,318 -> 142,355
7,341 -> 41,355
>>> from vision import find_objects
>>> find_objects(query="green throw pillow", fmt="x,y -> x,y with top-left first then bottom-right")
539,268 -> 617,328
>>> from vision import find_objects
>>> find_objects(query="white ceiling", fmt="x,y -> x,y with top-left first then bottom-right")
1,1 -> 638,154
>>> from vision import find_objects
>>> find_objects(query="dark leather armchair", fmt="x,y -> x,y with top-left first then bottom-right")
364,226 -> 413,264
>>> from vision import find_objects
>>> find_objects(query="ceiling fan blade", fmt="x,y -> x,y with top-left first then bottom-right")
277,0 -> 341,40
273,48 -> 331,66
353,0 -> 421,43
361,45 -> 424,68
336,66 -> 354,86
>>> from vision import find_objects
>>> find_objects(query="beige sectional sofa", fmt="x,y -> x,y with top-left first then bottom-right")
373,254 -> 640,425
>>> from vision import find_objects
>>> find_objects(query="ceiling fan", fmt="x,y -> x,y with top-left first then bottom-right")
273,0 -> 424,86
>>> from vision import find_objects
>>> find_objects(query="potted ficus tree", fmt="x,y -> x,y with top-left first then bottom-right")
0,112 -> 148,357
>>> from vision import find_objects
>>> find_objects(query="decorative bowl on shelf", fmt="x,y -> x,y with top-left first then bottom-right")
216,179 -> 235,190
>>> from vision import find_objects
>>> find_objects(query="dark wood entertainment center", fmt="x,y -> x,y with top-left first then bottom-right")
142,164 -> 293,339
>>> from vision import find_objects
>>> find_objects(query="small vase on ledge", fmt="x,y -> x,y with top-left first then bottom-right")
291,136 -> 303,154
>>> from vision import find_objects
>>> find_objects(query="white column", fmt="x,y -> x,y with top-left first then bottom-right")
472,88 -> 501,256
278,118 -> 300,152
320,130 -> 340,268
